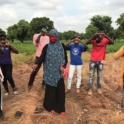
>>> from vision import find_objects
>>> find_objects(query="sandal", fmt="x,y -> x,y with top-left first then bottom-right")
50,110 -> 55,115
60,112 -> 66,117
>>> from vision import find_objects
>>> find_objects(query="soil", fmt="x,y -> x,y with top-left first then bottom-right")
0,52 -> 124,124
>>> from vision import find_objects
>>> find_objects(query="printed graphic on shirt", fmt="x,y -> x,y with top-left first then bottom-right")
72,48 -> 79,55
5,47 -> 9,50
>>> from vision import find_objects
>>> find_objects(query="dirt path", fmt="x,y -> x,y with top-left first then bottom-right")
0,57 -> 124,124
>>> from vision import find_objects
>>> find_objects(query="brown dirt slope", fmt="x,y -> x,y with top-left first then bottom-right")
0,56 -> 124,124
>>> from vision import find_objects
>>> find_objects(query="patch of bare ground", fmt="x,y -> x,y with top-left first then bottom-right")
0,54 -> 124,124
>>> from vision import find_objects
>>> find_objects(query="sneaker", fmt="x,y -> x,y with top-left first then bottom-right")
98,89 -> 102,94
14,91 -> 18,95
76,88 -> 80,93
13,87 -> 18,95
0,110 -> 4,119
5,92 -> 9,96
88,90 -> 92,96
65,89 -> 70,94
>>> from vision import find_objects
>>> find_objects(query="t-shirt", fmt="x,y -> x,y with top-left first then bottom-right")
67,44 -> 86,65
0,46 -> 12,64
90,38 -> 109,61
33,34 -> 49,57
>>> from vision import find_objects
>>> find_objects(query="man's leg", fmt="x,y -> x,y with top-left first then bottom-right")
27,57 -> 42,91
28,64 -> 41,86
88,61 -> 96,95
97,62 -> 104,94
76,65 -> 82,93
66,65 -> 75,93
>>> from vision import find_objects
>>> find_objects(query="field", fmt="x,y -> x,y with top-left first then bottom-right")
0,40 -> 124,124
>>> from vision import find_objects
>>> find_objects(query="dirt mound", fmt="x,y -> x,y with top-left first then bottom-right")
0,56 -> 124,124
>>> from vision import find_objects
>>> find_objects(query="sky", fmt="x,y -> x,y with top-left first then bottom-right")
0,0 -> 124,33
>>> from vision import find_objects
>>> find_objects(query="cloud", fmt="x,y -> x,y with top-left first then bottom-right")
0,5 -> 17,30
0,0 -> 123,33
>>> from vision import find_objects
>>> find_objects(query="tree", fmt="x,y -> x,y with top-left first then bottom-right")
116,13 -> 124,28
29,17 -> 54,36
0,28 -> 6,35
7,25 -> 17,42
7,20 -> 29,43
90,15 -> 113,35
116,13 -> 124,39
62,30 -> 77,41
16,20 -> 29,43
85,24 -> 98,39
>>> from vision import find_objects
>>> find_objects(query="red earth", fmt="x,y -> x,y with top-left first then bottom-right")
0,52 -> 124,124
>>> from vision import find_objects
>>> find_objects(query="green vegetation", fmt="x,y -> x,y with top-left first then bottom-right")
11,39 -> 123,65
1,13 -> 124,43
11,39 -> 123,54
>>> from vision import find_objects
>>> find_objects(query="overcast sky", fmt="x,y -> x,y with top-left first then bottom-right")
0,0 -> 123,33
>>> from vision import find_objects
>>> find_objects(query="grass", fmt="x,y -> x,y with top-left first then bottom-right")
11,39 -> 124,54
10,39 -> 123,65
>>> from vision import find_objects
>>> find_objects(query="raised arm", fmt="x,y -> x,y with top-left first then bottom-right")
33,44 -> 48,71
86,34 -> 96,45
79,40 -> 88,49
6,41 -> 19,54
61,43 -> 68,67
103,33 -> 114,45
65,40 -> 73,48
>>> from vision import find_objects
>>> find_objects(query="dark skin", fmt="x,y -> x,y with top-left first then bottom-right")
86,31 -> 114,45
66,37 -> 88,49
35,31 -> 48,43
0,37 -> 19,54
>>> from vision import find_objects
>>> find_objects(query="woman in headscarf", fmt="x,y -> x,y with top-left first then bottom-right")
33,28 -> 68,116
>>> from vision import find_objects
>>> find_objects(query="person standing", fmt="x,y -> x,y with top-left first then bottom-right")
65,35 -> 88,93
0,34 -> 19,95
33,28 -> 68,116
114,46 -> 124,107
27,26 -> 49,91
0,47 -> 4,119
86,28 -> 114,95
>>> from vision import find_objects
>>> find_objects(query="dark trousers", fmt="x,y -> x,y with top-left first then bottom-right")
28,57 -> 42,86
0,64 -> 15,92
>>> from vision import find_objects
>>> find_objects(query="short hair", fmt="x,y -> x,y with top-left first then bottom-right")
73,34 -> 81,39
0,34 -> 6,38
98,28 -> 105,32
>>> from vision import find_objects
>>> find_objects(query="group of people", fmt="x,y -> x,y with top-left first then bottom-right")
0,26 -> 124,119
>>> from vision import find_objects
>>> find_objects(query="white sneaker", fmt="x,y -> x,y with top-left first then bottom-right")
88,90 -> 92,96
5,92 -> 9,96
13,91 -> 18,95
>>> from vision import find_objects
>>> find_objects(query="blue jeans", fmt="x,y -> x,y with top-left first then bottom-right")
88,61 -> 104,90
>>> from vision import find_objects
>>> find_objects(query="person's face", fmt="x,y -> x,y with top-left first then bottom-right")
49,34 -> 58,43
0,37 -> 6,44
74,38 -> 80,44
98,30 -> 105,38
49,34 -> 57,38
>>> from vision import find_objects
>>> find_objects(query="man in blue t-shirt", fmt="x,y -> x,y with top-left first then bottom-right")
65,35 -> 88,93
